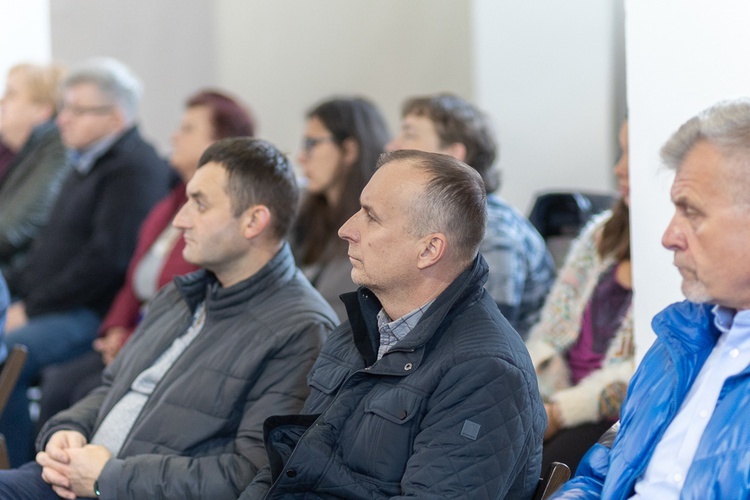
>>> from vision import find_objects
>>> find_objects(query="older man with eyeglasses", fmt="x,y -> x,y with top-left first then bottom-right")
1,57 -> 170,467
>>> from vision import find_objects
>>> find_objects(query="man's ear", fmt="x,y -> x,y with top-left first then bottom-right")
442,142 -> 467,163
416,233 -> 447,270
242,205 -> 272,239
341,137 -> 360,168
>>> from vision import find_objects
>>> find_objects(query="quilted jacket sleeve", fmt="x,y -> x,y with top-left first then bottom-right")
395,356 -> 545,499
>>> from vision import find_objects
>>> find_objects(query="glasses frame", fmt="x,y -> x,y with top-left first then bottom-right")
59,102 -> 115,117
301,136 -> 336,155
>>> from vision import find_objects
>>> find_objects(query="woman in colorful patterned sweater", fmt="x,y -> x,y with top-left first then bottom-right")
525,120 -> 633,473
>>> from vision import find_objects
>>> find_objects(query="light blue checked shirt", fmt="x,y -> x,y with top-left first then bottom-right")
376,301 -> 434,360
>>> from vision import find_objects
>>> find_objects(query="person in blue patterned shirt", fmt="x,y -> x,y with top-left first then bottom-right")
387,93 -> 555,338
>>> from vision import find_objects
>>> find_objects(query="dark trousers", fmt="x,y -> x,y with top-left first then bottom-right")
0,461 -> 95,499
542,420 -> 614,474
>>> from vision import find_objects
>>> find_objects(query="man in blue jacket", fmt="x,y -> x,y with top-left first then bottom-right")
243,149 -> 546,499
554,98 -> 750,498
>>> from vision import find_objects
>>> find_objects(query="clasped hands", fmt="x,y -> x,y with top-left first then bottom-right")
36,430 -> 111,499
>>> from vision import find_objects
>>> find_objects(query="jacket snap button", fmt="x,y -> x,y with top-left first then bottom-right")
404,363 -> 413,371
286,469 -> 297,478
398,410 -> 408,420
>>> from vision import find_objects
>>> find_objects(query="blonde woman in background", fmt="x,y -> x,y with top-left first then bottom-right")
526,120 -> 633,473
0,63 -> 70,277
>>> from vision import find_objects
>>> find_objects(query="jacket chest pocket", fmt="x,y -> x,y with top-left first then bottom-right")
306,358 -> 351,410
343,386 -> 424,481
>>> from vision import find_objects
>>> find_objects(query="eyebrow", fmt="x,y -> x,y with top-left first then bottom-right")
187,189 -> 207,202
361,202 -> 380,219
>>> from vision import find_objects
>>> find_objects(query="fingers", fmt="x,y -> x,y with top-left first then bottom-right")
51,484 -> 76,500
39,461 -> 71,489
45,431 -> 87,462
36,452 -> 68,474
46,445 -> 70,464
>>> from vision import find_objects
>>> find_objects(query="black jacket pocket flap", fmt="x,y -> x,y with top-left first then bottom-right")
364,388 -> 421,425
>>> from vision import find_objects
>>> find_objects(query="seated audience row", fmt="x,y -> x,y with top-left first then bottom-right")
10,53 -> 739,499
0,137 -> 545,499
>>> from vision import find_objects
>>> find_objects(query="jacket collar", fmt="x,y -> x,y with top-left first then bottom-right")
174,242 -> 297,319
341,254 -> 489,368
651,300 -> 721,380
652,301 -> 721,352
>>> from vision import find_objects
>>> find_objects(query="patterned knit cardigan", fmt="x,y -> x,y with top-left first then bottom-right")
525,211 -> 634,428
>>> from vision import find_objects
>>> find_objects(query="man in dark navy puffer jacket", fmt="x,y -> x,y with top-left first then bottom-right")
243,149 -> 546,499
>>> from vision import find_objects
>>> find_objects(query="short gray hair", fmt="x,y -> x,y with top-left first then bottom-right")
62,57 -> 142,124
377,150 -> 487,265
661,98 -> 750,170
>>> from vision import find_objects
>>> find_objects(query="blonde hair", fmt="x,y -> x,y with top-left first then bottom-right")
9,63 -> 66,110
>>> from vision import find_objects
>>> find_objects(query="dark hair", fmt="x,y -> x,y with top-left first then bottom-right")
186,90 -> 255,139
377,149 -> 487,265
295,96 -> 390,265
401,93 -> 500,193
198,137 -> 298,240
597,198 -> 630,261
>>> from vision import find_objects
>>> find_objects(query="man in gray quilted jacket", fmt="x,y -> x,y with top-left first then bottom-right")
243,149 -> 546,499
0,138 -> 337,499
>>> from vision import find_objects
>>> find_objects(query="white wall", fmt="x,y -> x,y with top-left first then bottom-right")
626,0 -> 750,361
50,0 -> 217,153
48,1 -> 622,214
213,0 -> 472,162
0,1 -> 51,95
473,0 -> 626,212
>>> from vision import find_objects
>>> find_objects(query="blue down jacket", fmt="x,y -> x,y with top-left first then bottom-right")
242,255 -> 546,499
553,300 -> 750,499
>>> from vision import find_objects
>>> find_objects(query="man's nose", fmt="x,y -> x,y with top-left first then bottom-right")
661,214 -> 683,251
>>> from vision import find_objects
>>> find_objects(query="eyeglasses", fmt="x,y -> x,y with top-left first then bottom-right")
301,136 -> 335,154
59,102 -> 114,117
